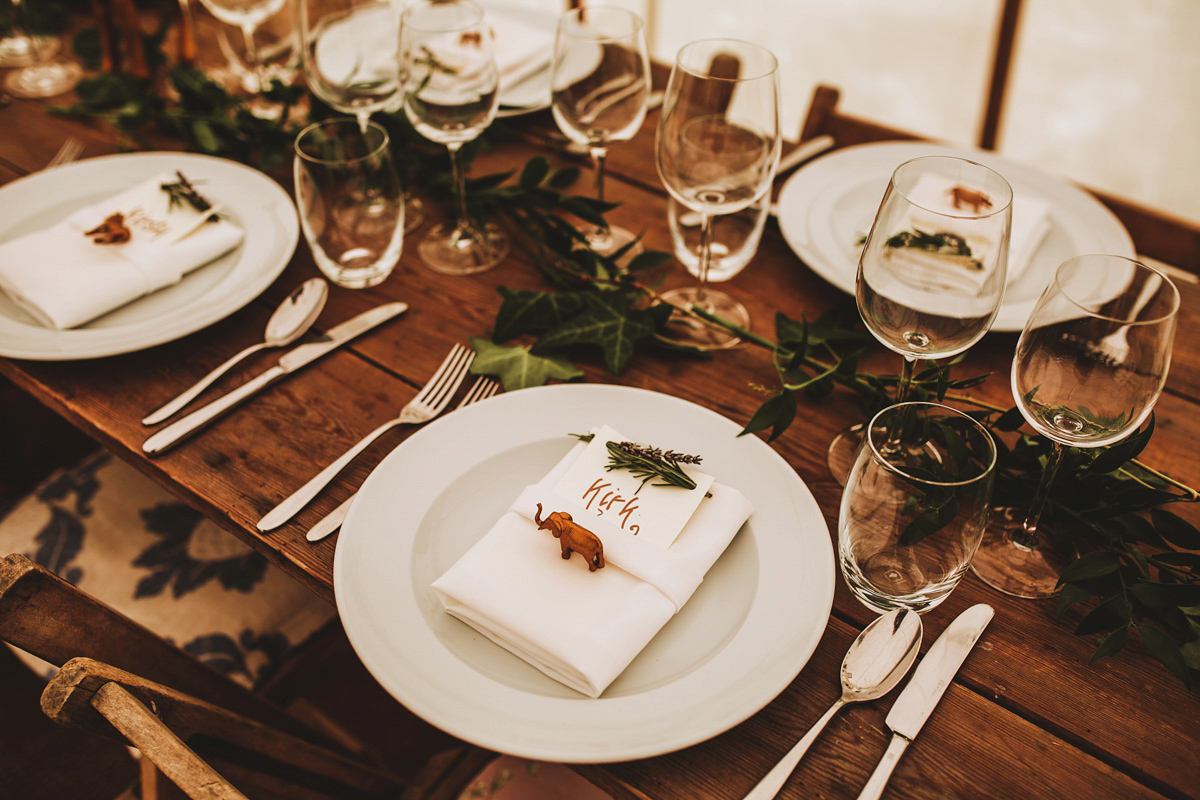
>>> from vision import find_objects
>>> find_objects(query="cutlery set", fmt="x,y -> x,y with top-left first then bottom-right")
744,604 -> 994,800
140,289 -> 500,540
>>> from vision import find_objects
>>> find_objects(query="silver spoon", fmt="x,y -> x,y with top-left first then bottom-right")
141,278 -> 329,425
742,608 -> 923,800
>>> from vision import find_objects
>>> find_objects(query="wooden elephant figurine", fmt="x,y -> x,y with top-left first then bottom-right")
534,503 -> 605,571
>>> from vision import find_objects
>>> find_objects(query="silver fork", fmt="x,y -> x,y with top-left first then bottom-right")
256,344 -> 477,532
46,137 -> 83,170
305,376 -> 501,542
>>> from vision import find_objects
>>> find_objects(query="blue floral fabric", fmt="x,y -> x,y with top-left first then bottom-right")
1,451 -> 335,687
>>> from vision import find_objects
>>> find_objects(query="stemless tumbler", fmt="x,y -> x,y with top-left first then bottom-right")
839,401 -> 997,614
294,117 -> 405,289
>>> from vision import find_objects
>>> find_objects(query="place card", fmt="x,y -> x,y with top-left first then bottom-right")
547,425 -> 713,549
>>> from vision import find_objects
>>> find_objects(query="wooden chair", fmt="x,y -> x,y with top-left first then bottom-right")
797,84 -> 1200,277
0,554 -> 492,800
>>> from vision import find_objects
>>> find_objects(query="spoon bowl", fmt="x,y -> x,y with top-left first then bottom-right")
742,608 -> 922,800
142,278 -> 329,425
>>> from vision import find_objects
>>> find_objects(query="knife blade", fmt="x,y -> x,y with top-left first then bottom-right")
856,603 -> 994,800
142,302 -> 408,456
306,494 -> 354,542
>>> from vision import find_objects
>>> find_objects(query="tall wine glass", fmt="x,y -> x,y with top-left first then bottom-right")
826,156 -> 1013,483
298,0 -> 423,231
550,5 -> 650,259
0,0 -> 57,67
197,0 -> 286,117
2,0 -> 80,98
971,255 -> 1180,599
655,38 -> 780,348
399,0 -> 508,276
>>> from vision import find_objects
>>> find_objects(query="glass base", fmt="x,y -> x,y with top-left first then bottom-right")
659,286 -> 747,349
581,224 -> 643,268
419,221 -> 508,276
404,194 -> 425,234
970,507 -> 1078,599
826,422 -> 865,485
4,59 -> 82,98
0,35 -> 57,67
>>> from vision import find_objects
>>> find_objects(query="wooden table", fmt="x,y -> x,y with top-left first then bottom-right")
1,84 -> 1198,800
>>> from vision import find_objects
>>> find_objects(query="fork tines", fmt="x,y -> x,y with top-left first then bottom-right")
420,343 -> 475,409
456,376 -> 500,409
47,137 -> 83,170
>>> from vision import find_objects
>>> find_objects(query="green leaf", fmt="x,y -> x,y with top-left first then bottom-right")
492,287 -> 585,341
531,292 -> 665,375
518,156 -> 551,190
1130,582 -> 1191,633
1137,624 -> 1191,688
1088,626 -> 1129,663
1088,415 -> 1153,473
993,406 -> 1026,432
1075,594 -> 1133,635
1056,551 -> 1123,585
1056,581 -> 1094,622
739,389 -> 796,443
468,337 -> 583,390
1151,508 -> 1200,549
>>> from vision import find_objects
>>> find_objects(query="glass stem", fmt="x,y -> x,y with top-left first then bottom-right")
447,141 -> 472,236
587,143 -> 612,249
239,23 -> 264,93
695,212 -> 714,305
880,355 -> 918,455
1015,441 -> 1066,548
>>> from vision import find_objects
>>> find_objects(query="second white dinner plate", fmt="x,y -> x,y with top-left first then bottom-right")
334,383 -> 835,763
775,141 -> 1136,332
0,152 -> 298,360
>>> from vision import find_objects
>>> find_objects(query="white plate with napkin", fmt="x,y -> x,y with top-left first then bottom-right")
775,141 -> 1136,331
334,384 -> 834,762
0,152 -> 298,360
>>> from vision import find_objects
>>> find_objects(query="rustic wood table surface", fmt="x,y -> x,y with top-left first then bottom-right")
1,73 -> 1198,800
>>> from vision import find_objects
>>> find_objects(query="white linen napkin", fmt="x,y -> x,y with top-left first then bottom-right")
487,9 -> 554,91
887,174 -> 1050,293
0,173 -> 243,329
432,434 -> 753,698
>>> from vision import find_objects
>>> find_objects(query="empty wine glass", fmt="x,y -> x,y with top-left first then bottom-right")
2,0 -> 80,98
197,0 -> 286,117
826,156 -> 1013,483
0,0 -> 57,67
550,5 -> 650,259
970,255 -> 1179,599
655,38 -> 780,348
298,0 -> 423,231
399,0 -> 507,276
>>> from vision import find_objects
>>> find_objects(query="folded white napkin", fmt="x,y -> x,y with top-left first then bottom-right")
487,9 -> 554,90
432,434 -> 753,697
887,174 -> 1050,293
0,173 -> 243,329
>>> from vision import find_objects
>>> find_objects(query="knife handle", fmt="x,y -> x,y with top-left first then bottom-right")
856,735 -> 910,800
143,368 -> 282,456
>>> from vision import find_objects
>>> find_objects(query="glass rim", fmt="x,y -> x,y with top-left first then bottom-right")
674,38 -> 778,82
890,155 -> 1014,220
865,401 -> 998,487
558,5 -> 644,40
294,117 -> 391,166
401,0 -> 484,32
1052,254 -> 1181,324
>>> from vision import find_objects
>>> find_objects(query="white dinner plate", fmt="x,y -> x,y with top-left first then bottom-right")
334,383 -> 835,763
0,152 -> 298,360
775,141 -> 1136,332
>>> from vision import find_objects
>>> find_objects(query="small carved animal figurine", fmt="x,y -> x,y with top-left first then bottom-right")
84,213 -> 132,245
947,185 -> 993,214
534,503 -> 605,571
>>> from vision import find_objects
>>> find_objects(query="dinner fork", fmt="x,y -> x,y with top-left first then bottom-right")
45,137 -> 83,170
305,376 -> 501,542
256,344 -> 476,532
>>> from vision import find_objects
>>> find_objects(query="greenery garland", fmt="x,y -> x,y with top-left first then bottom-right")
45,17 -> 1200,690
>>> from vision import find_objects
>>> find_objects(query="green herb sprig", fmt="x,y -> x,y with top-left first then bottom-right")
572,434 -> 702,492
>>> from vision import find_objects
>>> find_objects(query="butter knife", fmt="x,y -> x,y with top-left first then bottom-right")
856,603 -> 994,800
306,494 -> 353,542
142,302 -> 408,456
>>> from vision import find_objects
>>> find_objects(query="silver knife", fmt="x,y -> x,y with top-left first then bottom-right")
142,302 -> 408,456
306,495 -> 354,542
856,603 -> 994,800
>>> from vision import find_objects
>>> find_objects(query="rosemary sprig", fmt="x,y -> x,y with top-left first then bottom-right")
161,170 -> 213,213
573,434 -> 702,491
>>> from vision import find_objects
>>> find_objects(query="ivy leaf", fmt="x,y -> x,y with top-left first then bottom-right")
739,389 -> 796,442
1137,624 -> 1191,688
468,337 -> 583,390
532,292 -> 668,375
493,287 -> 585,341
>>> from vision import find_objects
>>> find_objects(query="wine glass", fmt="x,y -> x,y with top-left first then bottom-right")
399,0 -> 508,276
2,0 -> 80,98
550,5 -> 650,259
298,0 -> 424,231
655,38 -> 780,348
826,156 -> 1013,483
970,255 -> 1180,599
197,0 -> 286,117
0,0 -> 57,67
